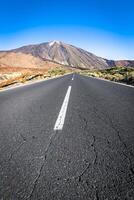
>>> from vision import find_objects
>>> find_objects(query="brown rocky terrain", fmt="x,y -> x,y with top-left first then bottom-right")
0,51 -> 61,69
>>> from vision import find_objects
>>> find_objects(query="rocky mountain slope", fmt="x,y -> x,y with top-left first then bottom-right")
0,51 -> 61,69
10,41 -> 110,69
0,41 -> 133,70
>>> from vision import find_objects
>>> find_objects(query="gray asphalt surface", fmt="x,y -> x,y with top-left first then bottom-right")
0,74 -> 134,200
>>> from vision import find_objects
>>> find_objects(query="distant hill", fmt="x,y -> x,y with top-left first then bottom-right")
114,60 -> 134,68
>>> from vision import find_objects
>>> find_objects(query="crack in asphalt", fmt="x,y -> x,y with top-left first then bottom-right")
8,134 -> 27,162
76,108 -> 89,132
26,130 -> 59,200
19,133 -> 27,142
92,105 -> 134,178
75,135 -> 98,200
75,101 -> 133,198
95,190 -> 100,200
107,115 -> 134,177
77,162 -> 91,183
91,135 -> 98,166
71,135 -> 98,189
92,106 -> 112,146
72,108 -> 100,198
8,142 -> 25,162
26,159 -> 45,200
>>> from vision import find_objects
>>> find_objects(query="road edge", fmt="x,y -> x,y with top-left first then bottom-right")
79,74 -> 134,88
0,73 -> 73,93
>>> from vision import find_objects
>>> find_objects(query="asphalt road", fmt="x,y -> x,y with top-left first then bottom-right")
0,74 -> 134,200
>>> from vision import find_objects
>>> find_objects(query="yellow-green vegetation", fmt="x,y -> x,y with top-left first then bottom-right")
0,66 -> 72,89
0,73 -> 45,89
48,66 -> 71,77
79,67 -> 134,85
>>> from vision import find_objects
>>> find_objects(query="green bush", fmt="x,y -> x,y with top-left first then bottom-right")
78,66 -> 134,85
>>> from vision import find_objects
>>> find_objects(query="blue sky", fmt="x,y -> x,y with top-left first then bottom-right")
0,0 -> 134,60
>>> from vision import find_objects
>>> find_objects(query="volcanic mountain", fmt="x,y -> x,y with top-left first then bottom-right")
0,41 -> 133,69
6,41 -> 111,69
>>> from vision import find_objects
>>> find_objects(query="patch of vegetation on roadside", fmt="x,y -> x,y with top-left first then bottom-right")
48,66 -> 72,77
78,67 -> 134,85
0,72 -> 43,89
0,66 -> 73,89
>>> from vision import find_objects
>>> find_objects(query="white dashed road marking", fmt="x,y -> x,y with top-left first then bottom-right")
54,86 -> 72,130
72,74 -> 74,80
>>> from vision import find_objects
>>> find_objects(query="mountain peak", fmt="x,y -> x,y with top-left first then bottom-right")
49,40 -> 61,46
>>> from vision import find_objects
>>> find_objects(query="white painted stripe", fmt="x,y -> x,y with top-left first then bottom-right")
72,74 -> 74,80
54,86 -> 72,130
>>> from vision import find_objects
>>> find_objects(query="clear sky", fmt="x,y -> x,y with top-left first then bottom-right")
0,0 -> 134,60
